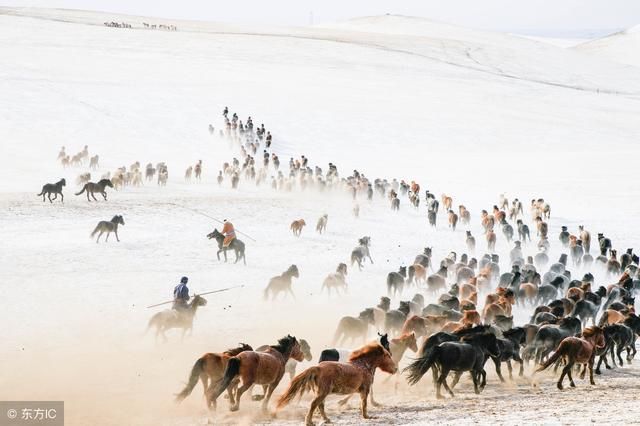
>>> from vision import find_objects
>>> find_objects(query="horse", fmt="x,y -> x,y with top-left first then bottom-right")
210,335 -> 304,412
321,263 -> 348,295
175,343 -> 253,409
90,215 -> 125,243
448,210 -> 458,231
316,214 -> 328,234
146,295 -> 207,342
405,332 -> 499,398
351,236 -> 373,270
251,339 -> 313,400
535,326 -> 605,389
206,229 -> 246,265
263,265 -> 299,300
277,342 -> 396,426
290,219 -> 306,236
466,231 -> 476,252
333,308 -> 376,345
75,178 -> 113,201
524,316 -> 582,364
37,178 -> 66,203
387,266 -> 407,296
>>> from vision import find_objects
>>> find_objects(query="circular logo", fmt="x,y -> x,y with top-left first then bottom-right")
6,409 -> 17,419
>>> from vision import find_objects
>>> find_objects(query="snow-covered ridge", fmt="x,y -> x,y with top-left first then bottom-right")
574,23 -> 640,68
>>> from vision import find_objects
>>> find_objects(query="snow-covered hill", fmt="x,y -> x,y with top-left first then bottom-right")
575,24 -> 640,68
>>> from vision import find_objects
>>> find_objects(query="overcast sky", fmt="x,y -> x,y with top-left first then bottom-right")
3,0 -> 640,36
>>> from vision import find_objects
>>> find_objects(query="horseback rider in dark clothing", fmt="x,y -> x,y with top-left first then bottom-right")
173,276 -> 190,311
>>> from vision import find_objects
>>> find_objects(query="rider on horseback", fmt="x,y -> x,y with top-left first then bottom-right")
222,220 -> 235,248
173,276 -> 190,311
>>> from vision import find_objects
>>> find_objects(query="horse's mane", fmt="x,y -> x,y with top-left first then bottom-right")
582,326 -> 602,338
348,342 -> 385,362
224,343 -> 253,356
271,335 -> 297,354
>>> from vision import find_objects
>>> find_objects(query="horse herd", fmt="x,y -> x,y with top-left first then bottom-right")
38,109 -> 640,424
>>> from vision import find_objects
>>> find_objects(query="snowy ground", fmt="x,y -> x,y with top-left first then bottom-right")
2,8 -> 640,426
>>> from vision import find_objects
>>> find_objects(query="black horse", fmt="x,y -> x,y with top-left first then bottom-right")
405,332 -> 499,398
207,229 -> 246,265
387,266 -> 407,296
37,178 -> 66,203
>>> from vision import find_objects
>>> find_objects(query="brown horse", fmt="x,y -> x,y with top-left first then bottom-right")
486,230 -> 496,252
210,335 -> 304,412
277,342 -> 396,426
175,343 -> 253,409
535,326 -> 605,389
290,219 -> 306,236
441,194 -> 453,211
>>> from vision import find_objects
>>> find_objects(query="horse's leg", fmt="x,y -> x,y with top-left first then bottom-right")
589,359 -> 596,385
480,368 -> 487,389
360,389 -> 374,419
369,378 -> 380,407
91,192 -> 98,201
287,285 -> 296,300
231,379 -> 253,412
318,401 -> 331,423
440,370 -> 454,398
557,365 -> 569,390
471,370 -> 480,394
617,344 -> 625,366
102,191 -> 107,200
223,248 -> 228,262
506,360 -> 513,380
261,379 -> 280,412
216,248 -> 221,261
115,229 -> 120,242
97,231 -> 103,243
450,371 -> 462,389
493,357 -> 505,382
60,192 -> 64,203
105,232 -> 110,242
47,192 -> 53,203
337,394 -> 352,407
306,392 -> 325,426
566,362 -> 576,388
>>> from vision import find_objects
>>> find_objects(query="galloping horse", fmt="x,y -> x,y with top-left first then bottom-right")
146,295 -> 207,341
207,229 -> 246,265
175,343 -> 253,409
75,178 -> 114,201
210,335 -> 304,412
277,342 -> 396,426
535,326 -> 605,389
37,178 -> 66,203
263,265 -> 300,300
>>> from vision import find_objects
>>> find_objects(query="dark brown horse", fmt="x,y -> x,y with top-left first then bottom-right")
277,342 -> 396,425
535,326 -> 605,389
175,343 -> 253,409
209,335 -> 304,412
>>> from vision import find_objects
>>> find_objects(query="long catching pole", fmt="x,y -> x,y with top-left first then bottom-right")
165,203 -> 257,242
146,284 -> 244,308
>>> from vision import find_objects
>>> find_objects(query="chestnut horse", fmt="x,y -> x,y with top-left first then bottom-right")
290,219 -> 306,236
277,342 -> 396,425
535,326 -> 605,389
209,335 -> 304,411
175,343 -> 253,409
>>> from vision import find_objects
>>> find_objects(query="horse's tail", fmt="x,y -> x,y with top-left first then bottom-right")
276,366 -> 318,410
404,345 -> 439,385
90,224 -> 101,238
75,184 -> 87,195
175,357 -> 205,402
145,312 -> 162,333
210,357 -> 240,401
37,187 -> 45,196
535,341 -> 566,373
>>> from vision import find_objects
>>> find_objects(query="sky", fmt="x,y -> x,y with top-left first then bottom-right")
2,0 -> 640,37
